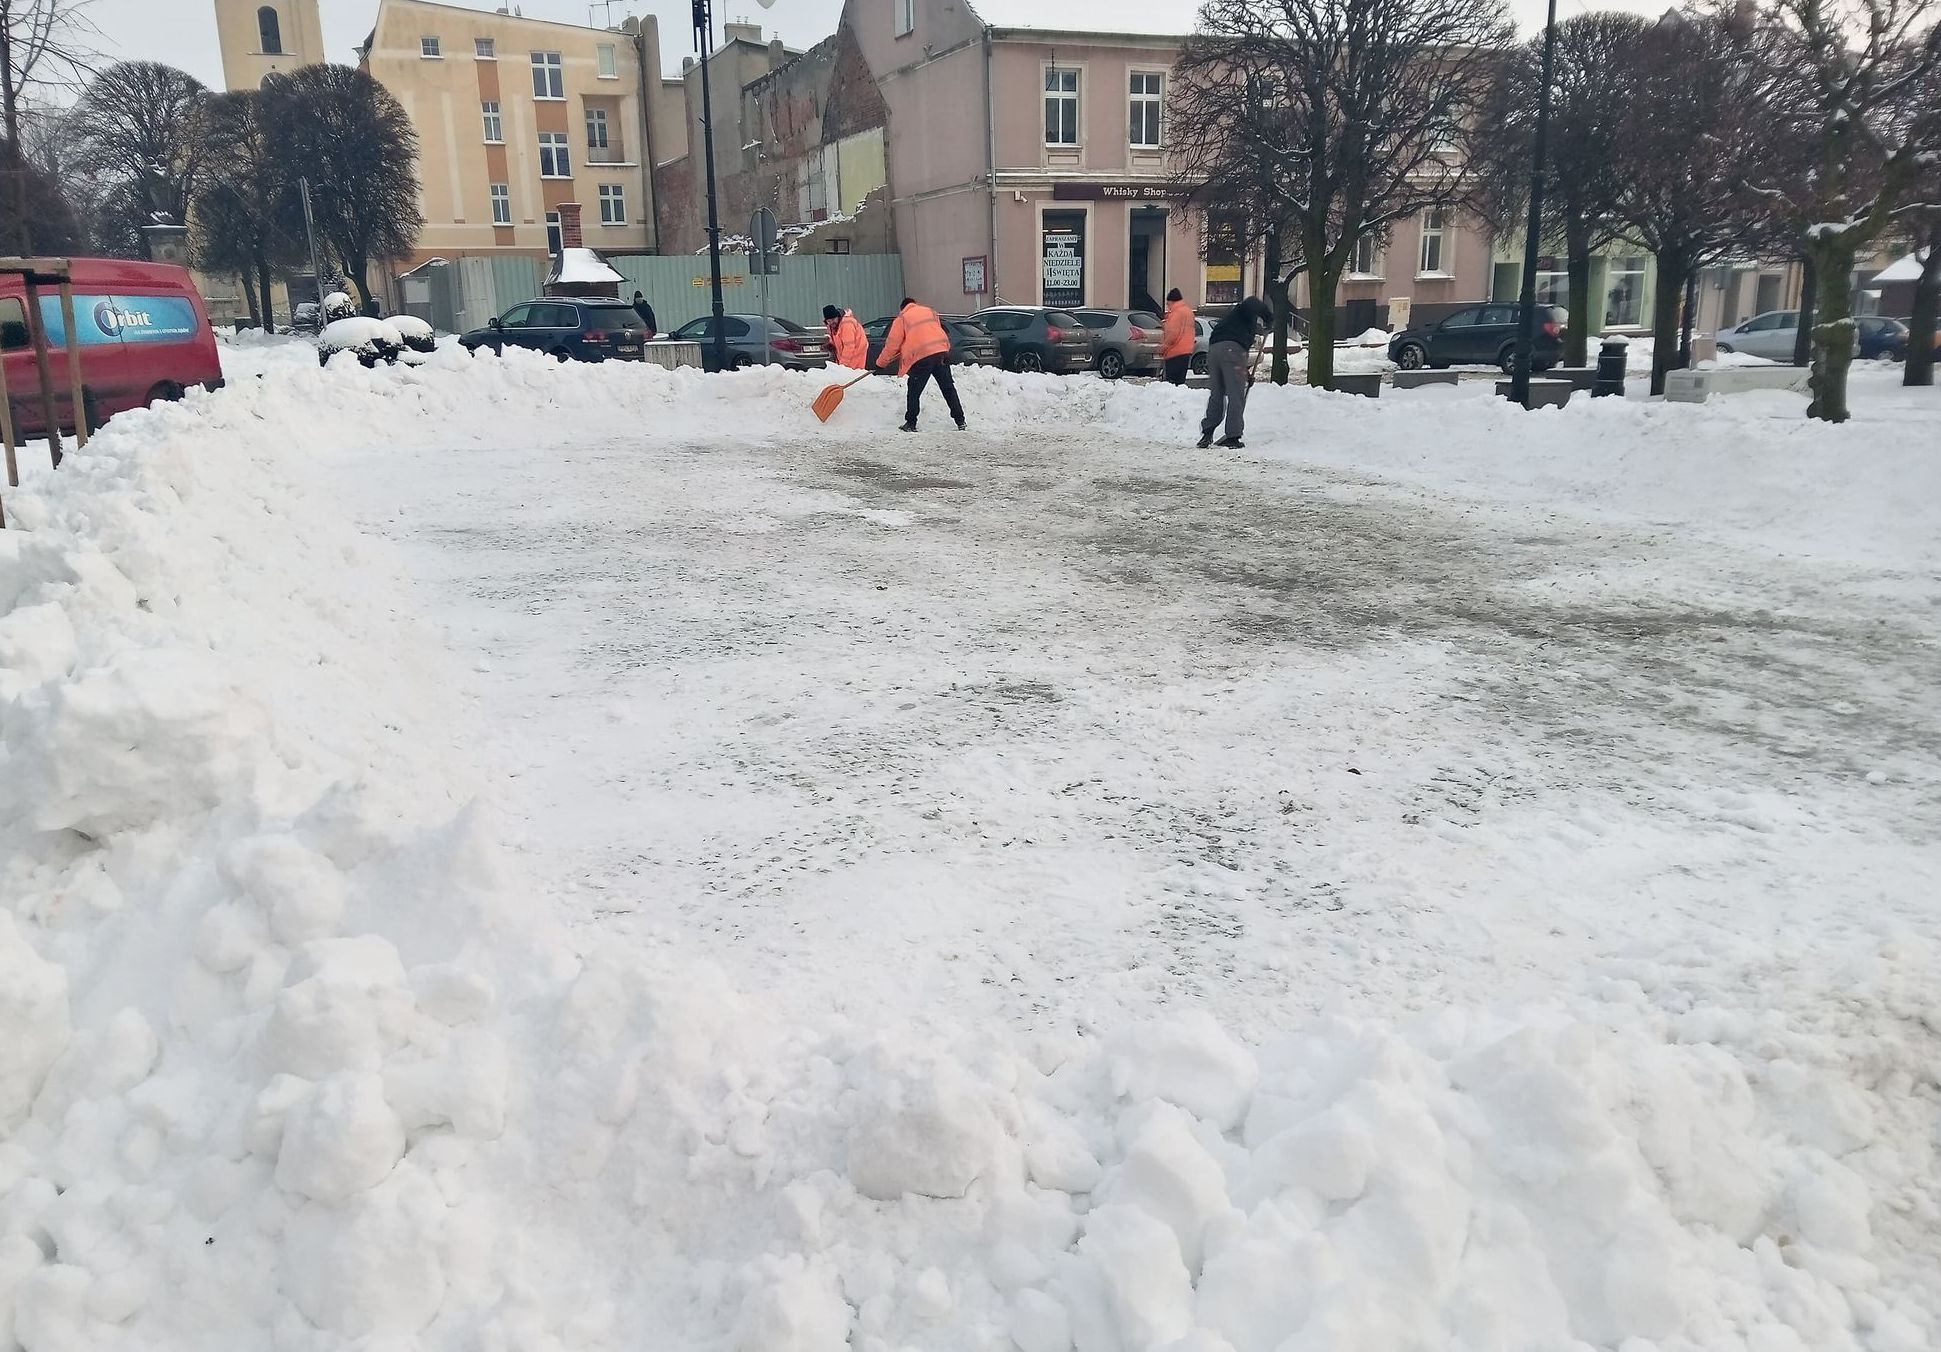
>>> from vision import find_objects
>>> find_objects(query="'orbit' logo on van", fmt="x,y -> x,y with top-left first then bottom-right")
92,301 -> 156,336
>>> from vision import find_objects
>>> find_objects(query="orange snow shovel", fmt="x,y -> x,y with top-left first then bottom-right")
812,372 -> 872,423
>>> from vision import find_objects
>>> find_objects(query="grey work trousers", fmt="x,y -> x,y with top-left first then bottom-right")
1201,340 -> 1250,441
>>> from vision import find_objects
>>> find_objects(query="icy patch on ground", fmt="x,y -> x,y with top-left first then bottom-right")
0,354 -> 1936,1349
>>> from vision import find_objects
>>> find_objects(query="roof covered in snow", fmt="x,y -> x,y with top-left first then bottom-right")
966,0 -> 1199,37
547,247 -> 624,285
1872,249 -> 1930,284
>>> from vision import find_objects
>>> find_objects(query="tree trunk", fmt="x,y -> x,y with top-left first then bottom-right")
1564,216 -> 1592,368
1803,233 -> 1857,423
1305,257 -> 1338,390
347,260 -> 374,311
256,256 -> 275,332
1792,254 -> 1816,367
1648,252 -> 1685,396
1903,224 -> 1939,389
1265,226 -> 1290,386
240,271 -> 261,328
0,28 -> 29,255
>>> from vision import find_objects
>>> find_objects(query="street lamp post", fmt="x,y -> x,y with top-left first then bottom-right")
1509,0 -> 1560,406
693,0 -> 728,371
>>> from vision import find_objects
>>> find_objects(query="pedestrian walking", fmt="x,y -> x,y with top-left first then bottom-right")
1199,295 -> 1273,448
824,304 -> 869,370
1158,288 -> 1196,386
876,297 -> 965,432
631,290 -> 658,338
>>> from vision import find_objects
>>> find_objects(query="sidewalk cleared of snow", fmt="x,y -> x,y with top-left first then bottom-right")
0,346 -> 1935,1351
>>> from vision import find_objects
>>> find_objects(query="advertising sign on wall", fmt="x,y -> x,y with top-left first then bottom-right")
1041,211 -> 1086,309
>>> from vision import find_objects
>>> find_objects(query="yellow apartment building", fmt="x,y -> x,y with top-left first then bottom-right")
215,0 -> 675,273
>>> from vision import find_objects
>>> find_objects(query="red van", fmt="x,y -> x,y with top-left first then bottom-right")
2,259 -> 224,437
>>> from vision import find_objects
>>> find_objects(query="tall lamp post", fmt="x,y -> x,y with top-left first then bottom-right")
1508,0 -> 1560,406
692,0 -> 728,371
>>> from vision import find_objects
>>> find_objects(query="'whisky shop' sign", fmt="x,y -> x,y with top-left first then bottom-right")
1051,182 -> 1193,201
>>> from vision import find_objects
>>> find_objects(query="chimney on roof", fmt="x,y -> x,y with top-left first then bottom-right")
557,202 -> 584,251
768,38 -> 785,69
724,20 -> 761,44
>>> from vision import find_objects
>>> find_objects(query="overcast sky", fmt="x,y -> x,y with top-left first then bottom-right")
87,0 -> 1670,90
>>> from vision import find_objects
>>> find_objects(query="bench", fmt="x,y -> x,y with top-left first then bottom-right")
1327,372 -> 1383,398
643,340 -> 704,371
1663,366 -> 1810,403
1390,370 -> 1459,389
1495,378 -> 1573,409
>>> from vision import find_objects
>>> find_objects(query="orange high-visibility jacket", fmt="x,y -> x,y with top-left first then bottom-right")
1159,298 -> 1196,359
829,311 -> 869,369
877,302 -> 952,374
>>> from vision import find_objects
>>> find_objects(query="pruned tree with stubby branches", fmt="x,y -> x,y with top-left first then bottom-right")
261,64 -> 422,309
1731,0 -> 1941,419
1,0 -> 96,251
1468,13 -> 1647,367
1170,0 -> 1512,389
1608,10 -> 1795,394
192,89 -> 304,328
67,60 -> 205,258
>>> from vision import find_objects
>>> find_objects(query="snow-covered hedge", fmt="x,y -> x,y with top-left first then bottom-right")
318,316 -> 404,368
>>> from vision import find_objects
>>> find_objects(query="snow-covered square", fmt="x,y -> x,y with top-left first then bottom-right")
1,342 -> 1936,1352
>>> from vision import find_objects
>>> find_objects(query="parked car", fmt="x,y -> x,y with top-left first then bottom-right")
1191,309 -> 1292,374
1897,318 -> 1941,357
459,298 -> 649,362
1387,303 -> 1567,373
1855,315 -> 1909,360
668,314 -> 832,371
1069,308 -> 1161,379
967,306 -> 1094,373
859,313 -> 1004,370
2,257 -> 223,436
1714,310 -> 1800,361
291,300 -> 322,335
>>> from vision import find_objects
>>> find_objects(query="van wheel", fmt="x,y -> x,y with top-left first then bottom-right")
145,382 -> 184,407
1097,350 -> 1126,380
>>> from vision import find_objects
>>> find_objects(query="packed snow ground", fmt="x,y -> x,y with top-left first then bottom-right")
0,340 -> 1937,1352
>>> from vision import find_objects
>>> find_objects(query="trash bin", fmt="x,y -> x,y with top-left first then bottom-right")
1594,336 -> 1629,397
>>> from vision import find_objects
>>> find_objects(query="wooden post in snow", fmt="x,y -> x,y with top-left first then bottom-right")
20,275 -> 63,469
57,279 -> 89,449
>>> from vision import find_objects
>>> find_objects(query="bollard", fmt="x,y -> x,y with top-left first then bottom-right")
1593,336 -> 1629,398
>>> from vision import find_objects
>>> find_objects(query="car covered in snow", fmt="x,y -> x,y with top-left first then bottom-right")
318,316 -> 404,367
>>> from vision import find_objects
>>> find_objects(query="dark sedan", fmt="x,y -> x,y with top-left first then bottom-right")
459,299 -> 648,361
1388,303 -> 1567,373
967,306 -> 1095,373
1856,315 -> 1909,360
860,314 -> 1004,370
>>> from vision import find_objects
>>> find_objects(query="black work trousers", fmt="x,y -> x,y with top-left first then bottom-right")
906,354 -> 965,428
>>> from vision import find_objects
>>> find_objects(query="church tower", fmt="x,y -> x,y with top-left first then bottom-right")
213,0 -> 327,90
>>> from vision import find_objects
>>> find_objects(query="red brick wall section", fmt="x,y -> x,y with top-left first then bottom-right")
824,24 -> 889,141
558,202 -> 584,250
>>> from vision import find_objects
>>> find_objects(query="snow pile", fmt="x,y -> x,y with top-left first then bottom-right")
1,354 -> 1937,1349
548,247 -> 623,286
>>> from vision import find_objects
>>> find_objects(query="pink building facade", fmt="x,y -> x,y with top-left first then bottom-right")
845,0 -> 1248,313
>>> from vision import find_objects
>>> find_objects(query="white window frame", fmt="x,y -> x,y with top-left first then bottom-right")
1350,233 -> 1383,279
420,35 -> 442,59
481,100 -> 503,144
894,0 -> 915,36
474,37 -> 495,60
1604,255 -> 1647,328
489,183 -> 511,226
1417,208 -> 1449,277
585,106 -> 609,150
538,131 -> 571,179
597,43 -> 618,78
599,184 -> 626,225
531,51 -> 564,100
1128,71 -> 1163,150
1044,66 -> 1080,148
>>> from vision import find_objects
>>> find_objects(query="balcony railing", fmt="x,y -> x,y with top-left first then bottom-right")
585,143 -> 627,164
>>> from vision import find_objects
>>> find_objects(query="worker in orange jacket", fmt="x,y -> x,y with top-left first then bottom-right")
823,305 -> 869,370
1158,288 -> 1196,386
876,296 -> 966,431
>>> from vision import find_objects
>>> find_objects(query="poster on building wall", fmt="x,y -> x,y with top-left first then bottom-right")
1042,212 -> 1086,308
962,256 -> 988,296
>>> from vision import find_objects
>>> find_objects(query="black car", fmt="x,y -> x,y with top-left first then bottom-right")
459,298 -> 648,361
967,307 -> 1095,373
860,314 -> 1004,370
1388,303 -> 1567,373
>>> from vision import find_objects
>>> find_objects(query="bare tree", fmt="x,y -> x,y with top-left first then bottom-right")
1905,215 -> 1940,384
192,89 -> 303,327
67,60 -> 204,258
1469,14 -> 1647,366
1608,10 -> 1792,394
1736,0 -> 1941,419
261,65 -> 422,309
0,0 -> 95,251
1171,0 -> 1511,389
